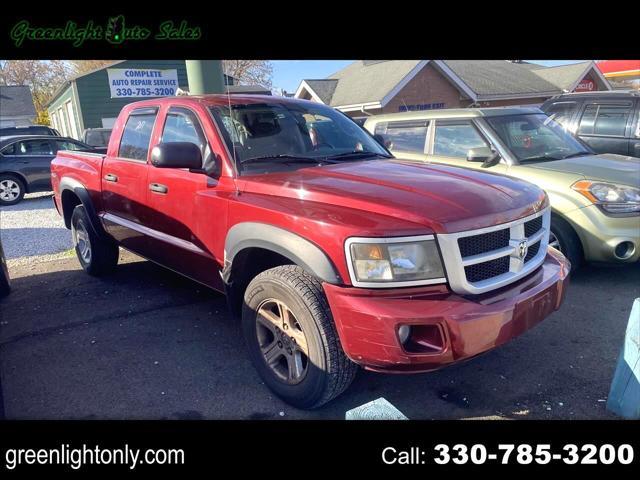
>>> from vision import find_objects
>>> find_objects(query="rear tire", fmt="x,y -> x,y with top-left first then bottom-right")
71,205 -> 119,276
0,174 -> 25,206
550,215 -> 583,269
242,265 -> 357,409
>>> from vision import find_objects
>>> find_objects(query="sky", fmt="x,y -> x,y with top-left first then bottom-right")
271,60 -> 587,94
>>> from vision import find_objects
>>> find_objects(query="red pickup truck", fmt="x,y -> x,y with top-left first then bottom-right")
51,95 -> 570,408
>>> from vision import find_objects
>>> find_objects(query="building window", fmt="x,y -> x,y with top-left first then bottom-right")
57,107 -> 68,136
434,122 -> 489,158
65,100 -> 79,139
374,120 -> 428,153
578,103 -> 633,137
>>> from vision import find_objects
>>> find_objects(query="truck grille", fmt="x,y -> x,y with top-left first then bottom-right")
436,208 -> 550,295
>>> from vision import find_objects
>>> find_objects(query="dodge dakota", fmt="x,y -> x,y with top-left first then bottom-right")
51,95 -> 570,408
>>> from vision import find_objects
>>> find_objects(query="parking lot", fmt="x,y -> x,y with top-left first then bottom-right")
0,194 -> 638,420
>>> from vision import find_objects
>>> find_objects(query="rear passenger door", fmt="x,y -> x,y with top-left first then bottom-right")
372,120 -> 429,160
101,107 -> 157,256
576,101 -> 634,155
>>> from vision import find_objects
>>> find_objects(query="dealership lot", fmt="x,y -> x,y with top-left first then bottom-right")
0,195 -> 637,420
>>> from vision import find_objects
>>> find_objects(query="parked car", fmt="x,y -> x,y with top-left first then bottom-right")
540,90 -> 640,157
0,135 -> 97,205
0,237 -> 10,297
364,107 -> 640,267
0,125 -> 60,137
82,128 -> 112,148
51,95 -> 569,408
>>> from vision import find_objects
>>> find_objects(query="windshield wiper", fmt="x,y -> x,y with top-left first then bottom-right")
519,155 -> 563,163
561,151 -> 593,159
323,151 -> 392,161
240,154 -> 336,166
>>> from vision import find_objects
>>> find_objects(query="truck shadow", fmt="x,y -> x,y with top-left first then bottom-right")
0,256 -> 637,420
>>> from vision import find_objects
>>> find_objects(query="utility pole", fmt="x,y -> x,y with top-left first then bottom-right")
185,60 -> 225,94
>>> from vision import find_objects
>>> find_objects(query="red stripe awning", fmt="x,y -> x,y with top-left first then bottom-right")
596,60 -> 640,77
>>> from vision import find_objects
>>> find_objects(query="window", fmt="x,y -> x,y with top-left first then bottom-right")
209,101 -> 388,174
65,100 -> 79,139
55,140 -> 86,152
434,122 -> 489,157
578,103 -> 632,137
3,139 -> 53,156
57,107 -> 68,136
118,109 -> 158,161
486,113 -> 591,163
374,121 -> 428,153
545,102 -> 577,128
162,109 -> 206,151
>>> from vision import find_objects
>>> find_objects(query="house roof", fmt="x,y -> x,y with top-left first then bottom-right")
0,85 -> 37,118
296,60 -> 610,109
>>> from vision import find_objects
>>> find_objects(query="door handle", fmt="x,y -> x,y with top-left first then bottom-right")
104,173 -> 118,182
149,183 -> 168,194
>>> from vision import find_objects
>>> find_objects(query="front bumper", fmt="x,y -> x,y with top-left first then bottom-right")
323,248 -> 570,373
564,205 -> 640,263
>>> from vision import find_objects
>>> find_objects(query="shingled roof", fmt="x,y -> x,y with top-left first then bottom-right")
296,60 -> 609,109
0,85 -> 37,118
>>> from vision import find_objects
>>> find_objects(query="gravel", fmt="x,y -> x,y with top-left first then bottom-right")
0,192 -> 74,267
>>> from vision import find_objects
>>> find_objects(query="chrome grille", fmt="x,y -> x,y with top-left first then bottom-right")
436,208 -> 551,295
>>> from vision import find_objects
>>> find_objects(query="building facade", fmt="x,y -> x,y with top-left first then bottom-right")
0,85 -> 37,128
46,60 -> 245,139
295,60 -> 611,119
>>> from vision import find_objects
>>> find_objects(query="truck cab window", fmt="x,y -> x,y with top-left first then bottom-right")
434,122 -> 488,157
578,103 -> 632,137
161,108 -> 211,169
118,110 -> 158,161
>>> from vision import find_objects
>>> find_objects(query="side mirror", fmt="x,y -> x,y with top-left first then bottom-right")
151,142 -> 202,170
467,147 -> 493,162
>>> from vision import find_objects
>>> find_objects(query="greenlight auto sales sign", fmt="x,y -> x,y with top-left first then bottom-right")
107,68 -> 179,98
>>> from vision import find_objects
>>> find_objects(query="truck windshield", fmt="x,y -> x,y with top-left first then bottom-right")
209,102 -> 390,174
485,113 -> 593,163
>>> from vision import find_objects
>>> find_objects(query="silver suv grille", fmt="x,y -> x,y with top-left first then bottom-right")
437,208 -> 550,295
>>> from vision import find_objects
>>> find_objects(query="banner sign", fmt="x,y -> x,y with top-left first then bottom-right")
574,79 -> 595,92
107,68 -> 179,98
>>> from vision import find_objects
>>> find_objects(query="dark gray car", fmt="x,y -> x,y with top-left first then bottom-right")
541,91 -> 640,157
0,135 -> 95,205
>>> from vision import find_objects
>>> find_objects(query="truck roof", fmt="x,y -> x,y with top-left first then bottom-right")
123,94 -> 315,109
365,106 -> 544,123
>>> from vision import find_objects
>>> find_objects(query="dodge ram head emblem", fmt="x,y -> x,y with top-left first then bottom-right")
517,240 -> 528,260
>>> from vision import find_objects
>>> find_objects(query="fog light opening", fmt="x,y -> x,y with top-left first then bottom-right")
614,241 -> 635,260
398,325 -> 411,345
402,325 -> 445,354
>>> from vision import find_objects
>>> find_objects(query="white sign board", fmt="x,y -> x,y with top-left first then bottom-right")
107,68 -> 179,98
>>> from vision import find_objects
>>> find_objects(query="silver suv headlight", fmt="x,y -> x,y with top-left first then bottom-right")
572,180 -> 640,214
345,235 -> 446,288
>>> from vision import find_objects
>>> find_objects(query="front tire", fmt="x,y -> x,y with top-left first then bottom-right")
550,215 -> 583,269
242,265 -> 357,409
71,205 -> 119,276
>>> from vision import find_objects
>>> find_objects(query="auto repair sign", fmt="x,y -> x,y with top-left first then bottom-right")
107,68 -> 179,98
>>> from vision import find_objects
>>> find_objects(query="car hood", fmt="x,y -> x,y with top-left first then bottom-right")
525,154 -> 640,186
238,159 -> 547,234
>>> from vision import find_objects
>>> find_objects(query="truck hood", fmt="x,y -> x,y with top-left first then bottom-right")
525,154 -> 640,186
239,159 -> 547,233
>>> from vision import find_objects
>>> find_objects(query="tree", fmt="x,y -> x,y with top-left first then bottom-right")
0,60 -> 70,125
223,60 -> 273,89
68,60 -> 118,76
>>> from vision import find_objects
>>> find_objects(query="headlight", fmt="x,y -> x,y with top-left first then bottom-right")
572,180 -> 640,214
346,236 -> 446,287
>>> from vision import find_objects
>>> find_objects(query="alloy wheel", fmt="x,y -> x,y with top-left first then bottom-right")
549,231 -> 562,252
72,219 -> 92,264
0,179 -> 20,202
255,298 -> 309,385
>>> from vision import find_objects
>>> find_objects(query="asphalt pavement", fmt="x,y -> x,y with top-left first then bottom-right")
1,248 -> 637,419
